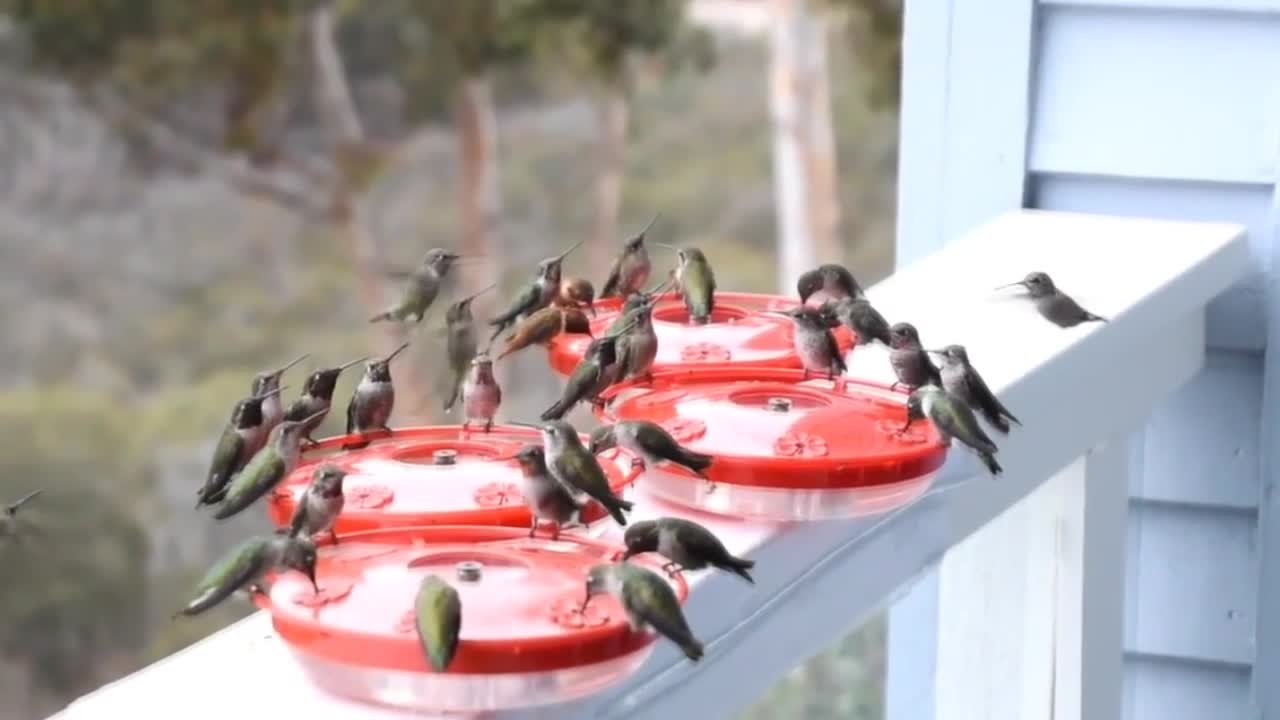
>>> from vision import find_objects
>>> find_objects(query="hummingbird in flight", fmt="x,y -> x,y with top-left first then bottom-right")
414,574 -> 462,672
995,271 -> 1107,328
174,533 -> 317,618
344,342 -> 411,449
538,419 -> 634,526
197,386 -> 287,509
622,517 -> 755,584
507,444 -> 583,540
369,248 -> 464,324
0,489 -> 42,544
928,344 -> 1021,435
286,463 -> 347,547
899,385 -> 1003,477
488,240 -> 584,341
443,283 -> 498,413
772,306 -> 846,380
600,214 -> 660,299
213,410 -> 325,520
797,263 -> 862,305
460,350 -> 502,432
657,244 -> 716,325
250,353 -> 309,446
583,562 -> 704,661
284,356 -> 367,446
888,322 -> 941,392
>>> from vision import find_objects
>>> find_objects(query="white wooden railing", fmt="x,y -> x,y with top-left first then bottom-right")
51,211 -> 1248,720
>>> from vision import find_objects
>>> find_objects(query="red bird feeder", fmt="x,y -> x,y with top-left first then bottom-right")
260,525 -> 685,713
545,292 -> 855,377
596,367 -> 949,521
268,426 -> 639,536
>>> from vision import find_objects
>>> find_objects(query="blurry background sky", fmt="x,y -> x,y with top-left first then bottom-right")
0,0 -> 901,717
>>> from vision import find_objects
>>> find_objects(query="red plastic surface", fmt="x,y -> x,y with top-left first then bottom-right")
545,292 -> 855,376
262,525 -> 686,675
268,426 -> 639,533
598,367 -> 948,491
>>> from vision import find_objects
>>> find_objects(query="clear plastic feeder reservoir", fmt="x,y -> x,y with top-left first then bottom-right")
268,426 -> 638,536
597,368 -> 949,521
262,525 -> 685,713
546,291 -> 855,377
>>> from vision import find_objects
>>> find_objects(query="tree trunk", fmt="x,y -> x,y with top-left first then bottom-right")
804,19 -> 842,263
590,84 -> 629,279
457,74 -> 502,322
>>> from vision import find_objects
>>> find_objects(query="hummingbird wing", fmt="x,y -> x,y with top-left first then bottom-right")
414,575 -> 462,672
822,328 -> 847,373
1045,293 -> 1108,327
832,264 -> 860,297
963,366 -> 1021,432
490,284 -> 542,328
345,391 -> 358,435
847,301 -> 891,346
932,395 -> 999,455
283,396 -> 312,423
601,256 -> 625,299
634,422 -> 713,474
180,537 -> 271,616
213,449 -> 286,521
620,566 -> 703,661
540,354 -> 607,421
670,518 -> 754,582
683,261 -> 716,321
199,427 -> 246,506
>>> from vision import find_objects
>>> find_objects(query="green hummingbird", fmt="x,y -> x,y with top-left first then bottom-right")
286,463 -> 347,546
657,244 -> 716,325
284,356 -> 367,446
213,410 -> 325,521
538,420 -> 633,526
588,421 -> 713,476
539,332 -> 628,421
899,385 -> 1003,477
0,489 -> 42,544
343,341 -> 412,450
369,248 -> 462,324
414,574 -> 462,672
604,293 -> 649,338
443,283 -> 498,413
488,240 -> 585,341
616,295 -> 659,384
196,385 -> 288,509
174,533 -> 318,618
600,214 -> 660,299
508,444 -> 583,540
250,353 -> 309,446
583,562 -> 704,661
622,517 -> 754,584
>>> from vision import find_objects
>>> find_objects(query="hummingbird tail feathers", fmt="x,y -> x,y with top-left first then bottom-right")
722,556 -> 756,584
675,449 -> 714,474
540,401 -> 569,422
1084,311 -> 1108,323
443,377 -> 462,413
981,452 -> 1003,477
604,497 -> 633,525
682,639 -> 705,662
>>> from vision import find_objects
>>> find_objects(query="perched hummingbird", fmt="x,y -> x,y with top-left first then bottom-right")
797,263 -> 862,305
589,421 -> 713,476
0,489 -> 42,544
622,517 -> 754,584
489,240 -> 585,341
197,386 -> 287,509
929,344 -> 1021,435
250,353 -> 309,445
828,296 -> 892,347
213,410 -> 325,521
996,271 -> 1107,328
583,562 -> 703,661
604,293 -> 649,338
287,463 -> 347,546
539,420 -> 634,526
600,215 -> 659,299
772,306 -> 846,380
658,244 -> 716,325
558,276 -> 596,315
495,306 -> 592,362
460,351 -> 502,432
175,533 -> 318,618
284,356 -> 367,445
369,248 -> 462,324
616,296 -> 659,384
344,341 -> 411,449
900,385 -> 1002,477
414,574 -> 462,672
540,333 -> 627,421
509,444 -> 583,540
888,322 -> 941,392
443,283 -> 498,412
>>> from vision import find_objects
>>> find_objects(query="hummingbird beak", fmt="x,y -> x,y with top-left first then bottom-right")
555,239 -> 586,262
653,242 -> 679,252
628,213 -> 661,243
506,420 -> 542,430
305,566 -> 318,593
924,349 -> 947,357
383,342 -> 411,363
272,353 -> 310,377
337,356 -> 368,372
253,385 -> 288,401
619,548 -> 636,562
993,281 -> 1028,292
295,409 -> 327,427
464,282 -> 499,303
766,309 -> 794,319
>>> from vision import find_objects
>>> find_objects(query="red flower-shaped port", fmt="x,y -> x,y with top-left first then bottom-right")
875,419 -> 928,444
679,342 -> 732,363
548,595 -> 610,629
772,431 -> 830,458
661,417 -> 707,444
291,580 -> 353,608
473,482 -> 521,508
346,483 -> 394,510
394,609 -> 418,635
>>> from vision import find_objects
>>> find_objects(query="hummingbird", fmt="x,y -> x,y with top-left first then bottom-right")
508,444 -> 583,540
174,533 -> 318,618
899,385 -> 1002,477
557,276 -> 596,315
827,296 -> 892,347
600,214 -> 659,299
583,562 -> 703,661
196,386 -> 287,509
460,351 -> 502,432
771,306 -> 846,380
539,419 -> 634,526
888,322 -> 941,392
622,517 -> 755,584
284,356 -> 367,446
213,410 -> 325,521
250,353 -> 309,444
443,283 -> 498,412
344,341 -> 411,449
604,293 -> 649,338
797,263 -> 862,305
616,296 -> 660,384
0,489 -> 42,544
658,244 -> 716,325
928,344 -> 1021,435
286,463 -> 347,546
369,248 -> 462,324
414,574 -> 462,672
996,271 -> 1107,328
495,306 -> 593,362
589,421 -> 713,476
540,332 -> 628,421
488,240 -> 585,341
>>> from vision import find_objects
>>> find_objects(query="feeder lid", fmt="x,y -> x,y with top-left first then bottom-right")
263,526 -> 686,674
269,426 -> 636,532
546,292 -> 854,376
600,367 -> 948,490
